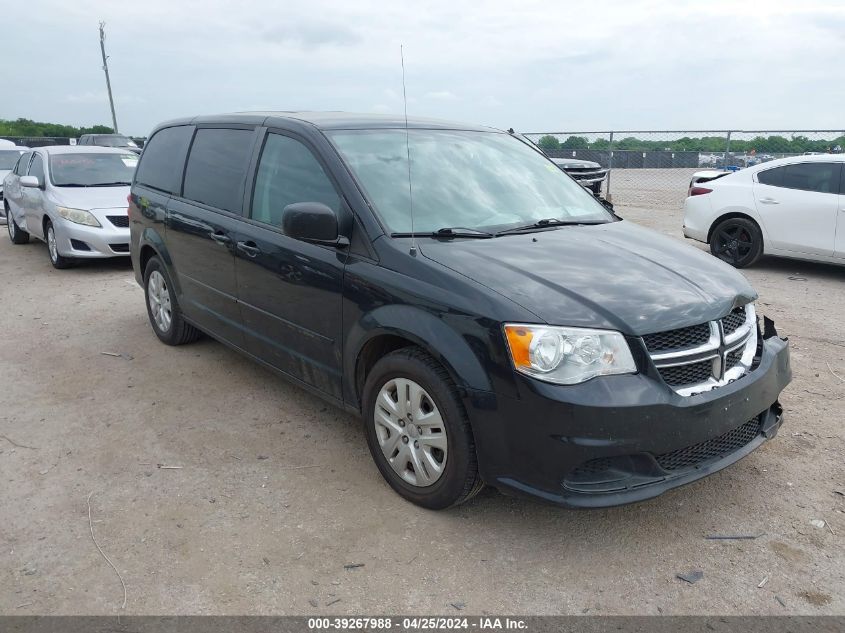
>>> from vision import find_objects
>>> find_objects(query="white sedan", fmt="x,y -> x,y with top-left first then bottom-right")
683,153 -> 845,268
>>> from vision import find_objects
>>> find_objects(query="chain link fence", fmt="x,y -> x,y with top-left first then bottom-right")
523,130 -> 845,210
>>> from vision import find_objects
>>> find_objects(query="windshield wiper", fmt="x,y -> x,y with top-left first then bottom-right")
495,218 -> 606,236
88,182 -> 132,187
434,227 -> 494,238
391,227 -> 494,239
56,183 -> 91,187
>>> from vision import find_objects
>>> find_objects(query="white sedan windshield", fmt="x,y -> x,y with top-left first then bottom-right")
329,129 -> 611,233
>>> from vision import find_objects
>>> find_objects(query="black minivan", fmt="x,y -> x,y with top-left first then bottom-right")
129,112 -> 791,510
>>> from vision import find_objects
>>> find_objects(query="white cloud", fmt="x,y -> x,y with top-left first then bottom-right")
424,91 -> 459,101
4,0 -> 845,134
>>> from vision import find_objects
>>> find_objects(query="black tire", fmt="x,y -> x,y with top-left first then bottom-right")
143,256 -> 202,345
362,347 -> 484,509
6,206 -> 29,244
45,221 -> 74,269
710,217 -> 763,268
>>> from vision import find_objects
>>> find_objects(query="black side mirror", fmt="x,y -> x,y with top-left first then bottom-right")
282,202 -> 348,247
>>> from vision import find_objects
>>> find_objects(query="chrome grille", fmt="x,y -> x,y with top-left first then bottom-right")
643,322 -> 711,352
645,304 -> 757,396
722,307 -> 746,337
658,360 -> 714,387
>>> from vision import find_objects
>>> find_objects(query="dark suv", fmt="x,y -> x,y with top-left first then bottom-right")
129,112 -> 791,510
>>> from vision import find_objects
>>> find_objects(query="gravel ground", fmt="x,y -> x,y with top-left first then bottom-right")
1,176 -> 843,616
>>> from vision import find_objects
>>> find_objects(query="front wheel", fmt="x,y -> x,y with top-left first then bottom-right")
7,207 -> 29,244
710,217 -> 763,268
362,347 -> 483,509
45,221 -> 74,269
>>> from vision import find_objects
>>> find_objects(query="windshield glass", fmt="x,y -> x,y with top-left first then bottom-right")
328,129 -> 611,233
95,135 -> 136,147
49,153 -> 138,186
0,150 -> 23,170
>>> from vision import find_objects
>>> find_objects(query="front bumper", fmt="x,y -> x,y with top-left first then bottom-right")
466,330 -> 791,508
55,217 -> 130,258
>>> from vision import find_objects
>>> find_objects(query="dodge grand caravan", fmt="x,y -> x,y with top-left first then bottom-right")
129,112 -> 791,510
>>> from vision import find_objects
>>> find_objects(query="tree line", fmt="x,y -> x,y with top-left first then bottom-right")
536,134 -> 845,154
0,118 -> 114,138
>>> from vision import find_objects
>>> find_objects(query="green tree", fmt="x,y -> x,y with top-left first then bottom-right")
536,135 -> 560,150
560,135 -> 589,149
0,118 -> 114,138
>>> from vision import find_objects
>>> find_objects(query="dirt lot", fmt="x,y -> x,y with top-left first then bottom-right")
1,176 -> 843,616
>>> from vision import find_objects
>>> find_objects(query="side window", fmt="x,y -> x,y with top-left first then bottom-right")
757,166 -> 784,187
251,133 -> 340,229
78,137 -> 87,145
28,155 -> 45,183
15,152 -> 32,176
182,128 -> 255,214
135,125 -> 194,195
780,162 -> 840,194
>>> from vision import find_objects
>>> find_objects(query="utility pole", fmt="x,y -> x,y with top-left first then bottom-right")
99,21 -> 119,133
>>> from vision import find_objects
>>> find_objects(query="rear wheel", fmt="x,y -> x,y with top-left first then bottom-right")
143,256 -> 201,345
7,206 -> 29,244
710,217 -> 763,268
362,347 -> 483,509
45,221 -> 73,269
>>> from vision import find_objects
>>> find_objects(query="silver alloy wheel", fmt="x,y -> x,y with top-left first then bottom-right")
47,226 -> 58,263
8,215 -> 14,239
147,270 -> 173,333
374,377 -> 448,487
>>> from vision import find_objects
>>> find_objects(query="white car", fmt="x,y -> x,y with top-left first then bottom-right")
4,146 -> 136,268
683,153 -> 845,268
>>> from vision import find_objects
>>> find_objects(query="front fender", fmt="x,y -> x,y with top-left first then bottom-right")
344,304 -> 494,408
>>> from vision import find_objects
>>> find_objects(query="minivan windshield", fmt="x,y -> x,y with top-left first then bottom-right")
328,129 -> 612,234
49,152 -> 138,187
0,150 -> 23,170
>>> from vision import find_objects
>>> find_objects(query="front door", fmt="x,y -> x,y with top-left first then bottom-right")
23,153 -> 47,238
234,131 -> 348,398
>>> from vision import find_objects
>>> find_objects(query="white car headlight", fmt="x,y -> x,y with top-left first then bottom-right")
56,206 -> 101,227
504,324 -> 637,385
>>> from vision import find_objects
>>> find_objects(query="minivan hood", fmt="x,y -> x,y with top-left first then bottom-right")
419,221 -> 757,335
49,185 -> 130,210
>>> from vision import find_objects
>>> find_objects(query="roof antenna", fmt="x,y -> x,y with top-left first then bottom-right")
401,45 -> 417,256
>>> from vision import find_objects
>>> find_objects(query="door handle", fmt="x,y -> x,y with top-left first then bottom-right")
209,231 -> 231,245
758,198 -> 779,205
236,241 -> 261,257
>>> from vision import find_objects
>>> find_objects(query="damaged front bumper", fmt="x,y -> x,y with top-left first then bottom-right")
467,319 -> 791,508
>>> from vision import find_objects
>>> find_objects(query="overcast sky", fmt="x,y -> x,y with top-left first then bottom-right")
4,0 -> 844,136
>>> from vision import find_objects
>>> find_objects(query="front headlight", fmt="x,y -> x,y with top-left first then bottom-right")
504,324 -> 637,385
56,206 -> 101,227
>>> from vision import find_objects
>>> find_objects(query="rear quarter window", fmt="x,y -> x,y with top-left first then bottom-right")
757,166 -> 784,187
134,125 -> 193,194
